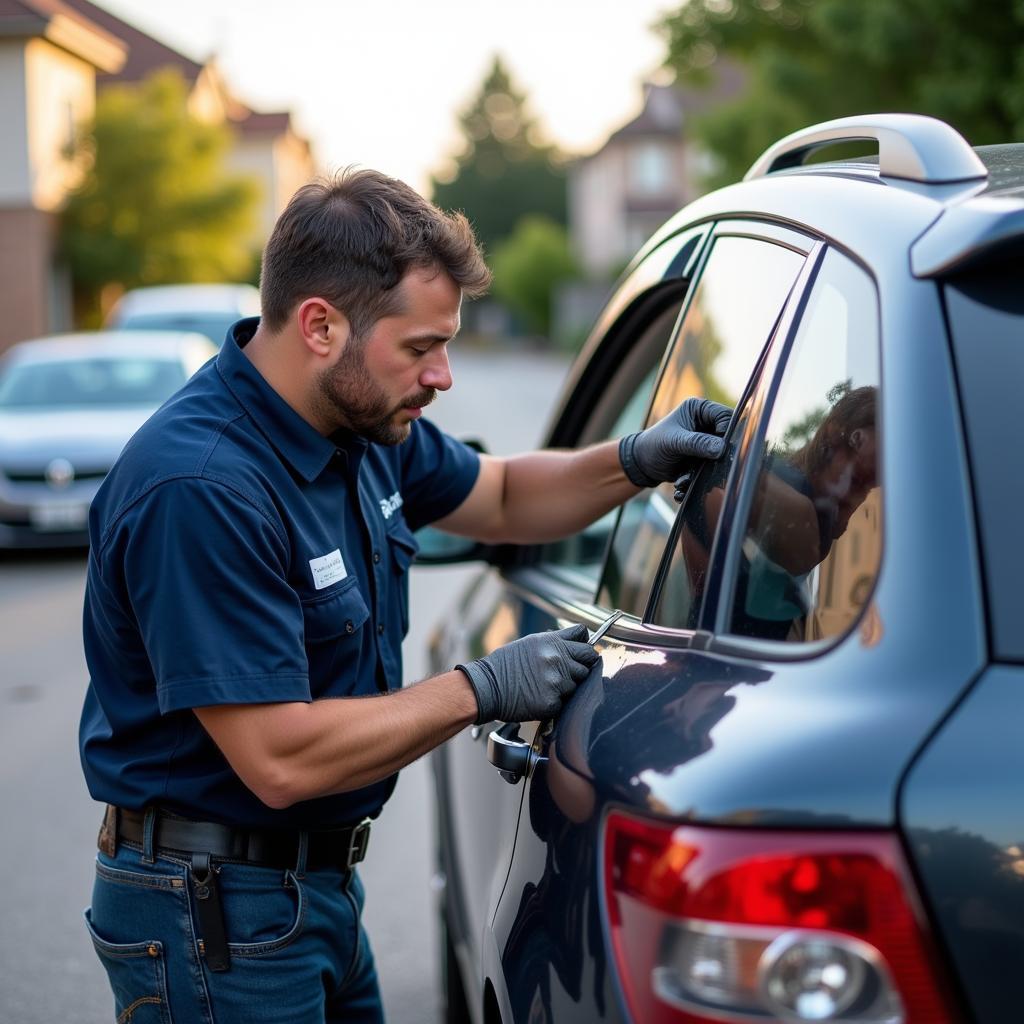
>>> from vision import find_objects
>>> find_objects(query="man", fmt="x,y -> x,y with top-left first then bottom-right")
79,169 -> 729,1024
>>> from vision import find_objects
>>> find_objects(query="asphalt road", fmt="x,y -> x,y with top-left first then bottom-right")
0,345 -> 571,1024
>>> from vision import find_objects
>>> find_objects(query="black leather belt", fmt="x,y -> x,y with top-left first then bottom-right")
108,806 -> 372,870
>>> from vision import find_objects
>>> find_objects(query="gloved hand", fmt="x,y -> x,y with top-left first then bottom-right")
619,397 -> 733,488
457,624 -> 601,724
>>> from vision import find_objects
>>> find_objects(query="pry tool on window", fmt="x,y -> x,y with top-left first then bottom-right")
588,610 -> 622,646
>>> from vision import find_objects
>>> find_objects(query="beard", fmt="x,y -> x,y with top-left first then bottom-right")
314,340 -> 435,446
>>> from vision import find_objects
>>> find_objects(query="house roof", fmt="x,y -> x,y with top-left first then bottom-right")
605,62 -> 748,147
58,0 -> 203,84
0,0 -> 126,71
232,110 -> 293,136
54,0 -> 307,146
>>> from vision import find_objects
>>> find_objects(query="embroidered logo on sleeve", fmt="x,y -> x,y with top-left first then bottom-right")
379,491 -> 403,520
309,549 -> 347,590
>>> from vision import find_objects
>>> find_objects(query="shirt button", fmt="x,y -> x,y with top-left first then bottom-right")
372,551 -> 381,564
377,624 -> 385,635
345,621 -> 355,634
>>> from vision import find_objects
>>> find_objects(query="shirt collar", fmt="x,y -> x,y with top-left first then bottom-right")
216,317 -> 347,483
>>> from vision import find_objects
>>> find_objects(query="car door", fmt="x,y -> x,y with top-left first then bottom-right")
483,225 -> 817,1023
430,224 -> 710,1020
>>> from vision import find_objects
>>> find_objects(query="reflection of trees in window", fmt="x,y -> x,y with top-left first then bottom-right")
682,305 -> 732,407
648,299 -> 734,423
777,379 -> 852,456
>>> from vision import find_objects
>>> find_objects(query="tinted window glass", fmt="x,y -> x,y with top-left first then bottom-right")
539,301 -> 680,583
650,404 -> 752,629
726,248 -> 881,644
945,265 -> 1024,661
599,236 -> 805,616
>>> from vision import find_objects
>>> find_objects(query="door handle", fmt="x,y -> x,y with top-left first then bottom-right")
487,722 -> 545,784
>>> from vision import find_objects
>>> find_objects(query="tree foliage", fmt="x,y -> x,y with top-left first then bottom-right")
61,69 -> 260,323
657,0 -> 1024,188
430,56 -> 567,257
490,216 -> 578,338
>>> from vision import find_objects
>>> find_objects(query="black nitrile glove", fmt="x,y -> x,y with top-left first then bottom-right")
457,624 -> 601,724
619,397 -> 733,488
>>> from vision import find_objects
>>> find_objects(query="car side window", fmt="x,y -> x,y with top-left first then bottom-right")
598,235 -> 806,617
538,300 -> 681,583
724,248 -> 881,645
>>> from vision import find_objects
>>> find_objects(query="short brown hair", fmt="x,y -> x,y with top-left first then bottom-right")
259,169 -> 491,337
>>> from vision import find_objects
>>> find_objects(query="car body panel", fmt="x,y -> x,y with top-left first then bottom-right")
902,665 -> 1024,1024
634,173 -> 944,277
431,571 -> 545,1019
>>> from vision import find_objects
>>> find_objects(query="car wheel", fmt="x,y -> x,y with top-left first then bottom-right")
441,911 -> 472,1024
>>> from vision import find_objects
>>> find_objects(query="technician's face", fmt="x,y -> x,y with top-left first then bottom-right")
317,267 -> 460,445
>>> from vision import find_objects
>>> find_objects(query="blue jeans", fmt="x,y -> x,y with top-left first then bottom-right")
84,841 -> 384,1023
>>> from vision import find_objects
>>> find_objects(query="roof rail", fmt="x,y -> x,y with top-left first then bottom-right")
744,114 -> 988,184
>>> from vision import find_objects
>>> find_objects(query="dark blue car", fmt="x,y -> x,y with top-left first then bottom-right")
427,114 -> 1024,1024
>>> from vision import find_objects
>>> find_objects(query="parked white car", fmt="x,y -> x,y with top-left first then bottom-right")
0,331 -> 217,549
105,283 -> 260,347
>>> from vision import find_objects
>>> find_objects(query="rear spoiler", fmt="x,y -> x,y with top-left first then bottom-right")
911,198 -> 1024,277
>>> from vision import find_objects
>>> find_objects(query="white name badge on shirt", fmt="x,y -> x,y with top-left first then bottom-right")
309,549 -> 347,590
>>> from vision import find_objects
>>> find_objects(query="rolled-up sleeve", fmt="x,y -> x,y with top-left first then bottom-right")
399,418 -> 481,531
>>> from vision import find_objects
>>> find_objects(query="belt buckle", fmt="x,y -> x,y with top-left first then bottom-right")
345,818 -> 371,868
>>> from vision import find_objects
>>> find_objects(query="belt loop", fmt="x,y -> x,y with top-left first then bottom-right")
141,806 -> 157,864
294,830 -> 309,879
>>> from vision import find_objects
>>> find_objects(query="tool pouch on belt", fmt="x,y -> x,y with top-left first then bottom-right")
97,805 -> 118,857
191,852 -> 231,971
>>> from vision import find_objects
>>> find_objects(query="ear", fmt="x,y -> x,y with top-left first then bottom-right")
296,298 -> 350,358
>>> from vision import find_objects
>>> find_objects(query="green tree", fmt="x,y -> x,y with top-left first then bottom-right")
61,69 -> 260,325
430,56 -> 567,256
490,216 -> 579,340
657,0 -> 1024,188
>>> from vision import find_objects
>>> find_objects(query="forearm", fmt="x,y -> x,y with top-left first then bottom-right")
484,441 -> 641,544
195,670 -> 478,809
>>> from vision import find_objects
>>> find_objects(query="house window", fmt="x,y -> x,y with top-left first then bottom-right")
629,143 -> 671,196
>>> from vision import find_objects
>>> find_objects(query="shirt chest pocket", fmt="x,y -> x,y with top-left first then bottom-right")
300,578 -> 370,645
386,522 -> 419,636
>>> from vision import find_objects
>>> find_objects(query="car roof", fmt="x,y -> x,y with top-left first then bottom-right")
636,114 -> 1024,280
2,330 -> 218,364
110,283 -> 260,317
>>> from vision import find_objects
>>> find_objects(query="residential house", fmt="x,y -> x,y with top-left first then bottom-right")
568,68 -> 745,280
0,0 -> 315,353
0,0 -> 125,350
62,0 -> 316,250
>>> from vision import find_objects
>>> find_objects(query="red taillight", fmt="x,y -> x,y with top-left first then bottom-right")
603,813 -> 956,1024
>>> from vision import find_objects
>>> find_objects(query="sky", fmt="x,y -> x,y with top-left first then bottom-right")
99,0 -> 680,194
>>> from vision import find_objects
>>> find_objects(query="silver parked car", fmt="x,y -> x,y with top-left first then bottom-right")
0,331 -> 217,549
105,283 -> 261,347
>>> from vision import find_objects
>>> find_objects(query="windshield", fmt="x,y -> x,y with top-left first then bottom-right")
0,357 -> 187,409
117,312 -> 238,347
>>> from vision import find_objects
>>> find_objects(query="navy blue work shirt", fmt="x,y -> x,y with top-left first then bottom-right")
79,318 -> 480,828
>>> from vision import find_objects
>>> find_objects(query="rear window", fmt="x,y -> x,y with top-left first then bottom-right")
117,313 -> 237,347
944,266 -> 1024,661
